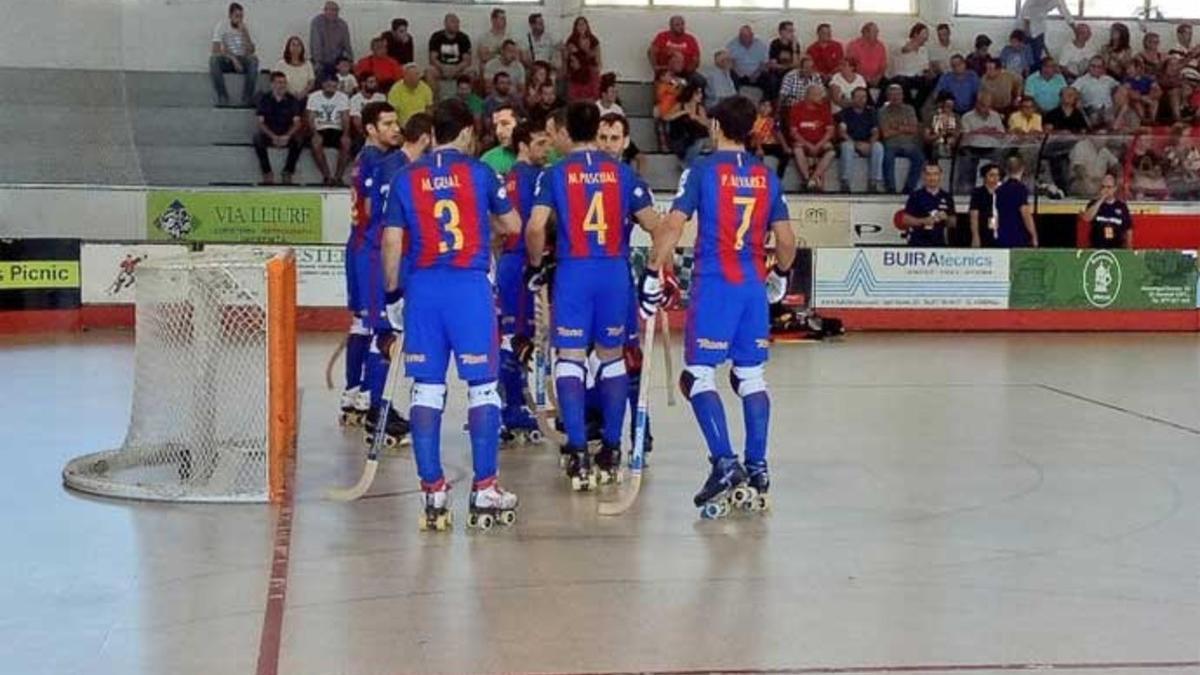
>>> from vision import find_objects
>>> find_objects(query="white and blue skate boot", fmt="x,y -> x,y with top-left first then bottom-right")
418,481 -> 452,532
743,460 -> 771,512
466,480 -> 518,530
338,387 -> 364,427
594,441 -> 623,485
693,456 -> 750,519
563,444 -> 597,491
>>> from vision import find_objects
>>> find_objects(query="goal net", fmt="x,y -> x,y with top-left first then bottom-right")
63,249 -> 297,503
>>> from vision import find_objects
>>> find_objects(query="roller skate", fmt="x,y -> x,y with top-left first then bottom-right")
466,479 -> 519,530
417,481 -> 452,532
501,406 -> 543,446
563,444 -> 597,491
363,406 -> 411,448
693,456 -> 750,519
338,388 -> 365,427
741,461 -> 771,512
594,441 -> 623,485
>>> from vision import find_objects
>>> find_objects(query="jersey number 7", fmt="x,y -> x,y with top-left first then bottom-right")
435,199 -> 465,253
733,196 -> 756,251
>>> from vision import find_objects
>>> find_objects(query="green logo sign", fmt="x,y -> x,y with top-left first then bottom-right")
1010,249 -> 1197,310
1082,250 -> 1121,308
147,191 -> 322,243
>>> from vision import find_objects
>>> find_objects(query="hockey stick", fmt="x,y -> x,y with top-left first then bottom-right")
598,309 -> 656,516
660,313 -> 676,407
326,341 -> 401,501
531,287 -> 565,445
324,335 -> 347,390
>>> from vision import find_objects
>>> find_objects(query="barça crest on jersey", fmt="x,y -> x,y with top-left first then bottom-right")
153,200 -> 195,240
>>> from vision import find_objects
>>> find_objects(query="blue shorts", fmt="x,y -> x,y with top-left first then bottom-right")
552,258 -> 631,351
496,252 -> 534,338
684,273 -> 769,367
403,268 -> 499,383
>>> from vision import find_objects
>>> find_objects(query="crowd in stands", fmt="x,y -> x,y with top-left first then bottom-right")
209,0 -> 1200,202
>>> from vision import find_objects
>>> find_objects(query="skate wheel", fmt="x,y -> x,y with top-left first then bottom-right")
528,430 -> 543,443
383,435 -> 398,449
753,494 -> 770,512
559,455 -> 569,469
418,516 -> 429,531
477,513 -> 494,530
499,509 -> 516,526
731,486 -> 754,507
436,513 -> 452,531
467,513 -> 479,528
701,502 -> 725,519
362,432 -> 373,446
570,476 -> 582,491
587,474 -> 598,490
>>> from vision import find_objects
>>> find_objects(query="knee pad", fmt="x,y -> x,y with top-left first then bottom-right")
730,364 -> 767,398
597,358 -> 627,382
678,365 -> 716,401
623,344 -> 644,376
411,381 -> 447,411
555,359 -> 586,383
467,380 -> 502,409
349,316 -> 371,336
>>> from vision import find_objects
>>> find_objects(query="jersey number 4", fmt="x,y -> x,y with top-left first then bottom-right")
434,199 -> 464,253
582,192 -> 609,245
732,196 -> 756,251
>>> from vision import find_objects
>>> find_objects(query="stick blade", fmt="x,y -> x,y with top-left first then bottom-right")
325,459 -> 379,502
597,473 -> 642,516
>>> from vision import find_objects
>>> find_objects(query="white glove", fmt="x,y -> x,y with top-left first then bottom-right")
384,288 -> 404,332
638,268 -> 664,318
765,264 -> 789,304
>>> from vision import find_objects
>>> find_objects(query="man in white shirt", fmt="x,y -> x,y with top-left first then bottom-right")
209,2 -> 258,106
476,8 -> 510,67
349,73 -> 387,150
928,24 -> 958,75
891,24 -> 933,110
1057,22 -> 1096,79
1018,0 -> 1074,65
521,13 -> 562,70
1071,56 -> 1118,115
483,40 -> 527,95
306,74 -> 352,186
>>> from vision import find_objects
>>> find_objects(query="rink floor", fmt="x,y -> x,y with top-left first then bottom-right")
2,331 -> 1199,675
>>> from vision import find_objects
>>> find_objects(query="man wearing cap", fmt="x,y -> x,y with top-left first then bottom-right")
387,62 -> 434,124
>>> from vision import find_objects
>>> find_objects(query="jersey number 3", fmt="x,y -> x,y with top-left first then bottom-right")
732,196 -> 756,251
582,192 -> 608,245
434,199 -> 464,253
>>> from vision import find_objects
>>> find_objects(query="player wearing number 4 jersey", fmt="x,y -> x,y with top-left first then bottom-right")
381,98 -> 523,531
654,95 -> 797,518
524,102 -> 674,491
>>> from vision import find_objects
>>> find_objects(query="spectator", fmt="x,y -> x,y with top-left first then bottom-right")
275,36 -> 316,98
664,82 -> 709,165
481,105 -> 519,175
779,55 -> 825,109
649,15 -> 702,81
891,23 -> 934,110
306,73 -> 351,186
388,63 -> 433,125
981,58 -> 1022,115
999,30 -> 1035,76
807,24 -> 844,78
1101,23 -> 1133,77
767,21 -> 802,100
1154,57 -> 1185,124
703,50 -> 738,109
526,61 -> 554,110
523,13 -> 563,71
1140,32 -> 1165,71
598,112 -> 645,175
879,84 -> 926,193
1073,57 -> 1118,116
529,81 -> 562,122
334,57 -> 357,96
1172,23 -> 1198,60
837,86 -> 884,192
901,164 -> 955,246
477,8 -> 511,67
1043,87 -> 1091,190
429,13 -> 473,101
1008,96 -> 1043,136
789,84 -> 836,191
1018,0 -> 1073,65
1122,58 -> 1154,116
253,72 -> 303,185
209,2 -> 258,107
1024,57 -> 1066,112
846,23 -> 887,88
750,99 -> 790,178
1069,136 -> 1121,195
929,23 -> 958,75
960,91 -> 1008,183
925,93 -> 961,160
654,55 -> 689,149
483,73 -> 526,121
485,40 -> 528,95
385,18 -> 414,66
966,35 -> 993,76
727,25 -> 769,91
829,58 -> 867,113
309,1 -> 352,79
994,154 -> 1039,247
1082,173 -> 1133,247
565,17 -> 602,101
354,36 -> 403,92
349,73 -> 386,147
933,54 -> 980,114
455,75 -> 485,119
597,73 -> 624,116
968,163 -> 1003,247
1058,23 -> 1097,80
1100,84 -> 1142,132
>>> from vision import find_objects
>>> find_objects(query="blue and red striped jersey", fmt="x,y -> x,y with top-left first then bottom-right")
533,150 -> 654,261
671,150 -> 790,284
502,161 -> 542,255
348,146 -> 409,252
383,148 -> 512,272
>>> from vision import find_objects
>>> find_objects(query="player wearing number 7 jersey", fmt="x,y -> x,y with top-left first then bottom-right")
524,102 -> 674,490
654,95 -> 797,518
381,98 -> 524,531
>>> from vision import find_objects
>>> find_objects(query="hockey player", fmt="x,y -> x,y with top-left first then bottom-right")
497,119 -> 551,443
653,95 -> 797,517
381,98 -> 523,530
524,102 -> 672,491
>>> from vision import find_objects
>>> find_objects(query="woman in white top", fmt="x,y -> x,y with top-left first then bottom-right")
890,23 -> 933,110
828,57 -> 866,113
274,36 -> 315,99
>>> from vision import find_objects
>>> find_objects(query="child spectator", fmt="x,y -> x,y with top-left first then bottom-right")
751,99 -> 791,178
664,82 -> 709,166
654,57 -> 688,149
597,73 -> 624,116
926,93 -> 961,160
335,57 -> 357,95
788,84 -> 836,191
999,30 -> 1035,76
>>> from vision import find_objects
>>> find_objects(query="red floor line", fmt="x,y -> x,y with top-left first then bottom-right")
541,661 -> 1200,675
255,457 -> 295,675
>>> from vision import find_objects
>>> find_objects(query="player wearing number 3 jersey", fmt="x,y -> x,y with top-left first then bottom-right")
524,102 -> 675,490
657,95 -> 797,518
381,98 -> 523,530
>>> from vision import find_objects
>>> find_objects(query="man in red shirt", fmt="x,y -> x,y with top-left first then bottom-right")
806,24 -> 844,78
845,22 -> 888,88
649,15 -> 701,80
355,36 -> 405,92
788,84 -> 835,191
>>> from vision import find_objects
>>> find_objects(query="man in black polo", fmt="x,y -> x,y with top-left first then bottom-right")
901,163 -> 956,246
252,71 -> 303,184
